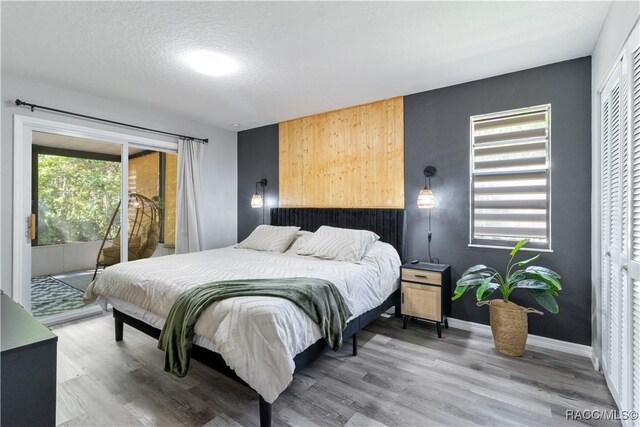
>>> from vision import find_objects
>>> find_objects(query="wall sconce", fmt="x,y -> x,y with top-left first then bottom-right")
417,166 -> 439,263
251,179 -> 268,223
417,166 -> 436,209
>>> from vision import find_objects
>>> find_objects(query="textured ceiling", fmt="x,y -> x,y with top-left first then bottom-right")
2,1 -> 610,131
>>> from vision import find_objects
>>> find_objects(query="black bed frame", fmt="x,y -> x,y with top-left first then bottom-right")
112,208 -> 406,427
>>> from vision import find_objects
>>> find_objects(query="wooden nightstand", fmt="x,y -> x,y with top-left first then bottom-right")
400,262 -> 451,338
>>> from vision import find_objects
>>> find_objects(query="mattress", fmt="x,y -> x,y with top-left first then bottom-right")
85,242 -> 400,403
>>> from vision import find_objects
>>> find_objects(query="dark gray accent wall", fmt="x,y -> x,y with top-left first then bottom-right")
237,124 -> 279,241
236,57 -> 592,344
405,57 -> 592,344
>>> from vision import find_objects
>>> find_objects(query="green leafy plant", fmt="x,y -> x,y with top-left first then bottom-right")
37,154 -> 121,245
452,239 -> 562,313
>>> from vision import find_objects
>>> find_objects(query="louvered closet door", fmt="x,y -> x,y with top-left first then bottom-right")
602,23 -> 640,419
631,41 -> 640,418
601,60 -> 626,404
602,67 -> 612,378
621,51 -> 632,415
602,66 -> 612,379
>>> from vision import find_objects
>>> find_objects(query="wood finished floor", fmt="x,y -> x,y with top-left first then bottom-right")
52,313 -> 617,427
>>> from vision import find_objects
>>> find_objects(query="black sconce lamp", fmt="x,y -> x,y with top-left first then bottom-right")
417,166 -> 439,263
251,179 -> 268,223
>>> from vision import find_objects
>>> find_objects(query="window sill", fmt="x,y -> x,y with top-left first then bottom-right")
468,243 -> 553,253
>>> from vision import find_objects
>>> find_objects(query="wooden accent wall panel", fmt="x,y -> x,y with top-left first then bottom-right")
128,152 -> 159,197
164,153 -> 177,246
279,97 -> 404,208
128,152 -> 177,247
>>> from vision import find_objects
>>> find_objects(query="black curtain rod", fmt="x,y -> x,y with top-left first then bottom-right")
14,99 -> 208,144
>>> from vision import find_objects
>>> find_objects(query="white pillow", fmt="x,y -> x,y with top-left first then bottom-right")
237,225 -> 300,253
360,241 -> 402,279
296,226 -> 380,263
284,230 -> 314,254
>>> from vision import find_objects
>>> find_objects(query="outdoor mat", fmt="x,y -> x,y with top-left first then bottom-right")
31,276 -> 88,318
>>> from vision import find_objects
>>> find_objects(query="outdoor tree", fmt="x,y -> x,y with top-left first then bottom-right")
37,154 -> 121,245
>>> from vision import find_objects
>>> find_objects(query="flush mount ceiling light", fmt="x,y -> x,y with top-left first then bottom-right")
183,51 -> 239,77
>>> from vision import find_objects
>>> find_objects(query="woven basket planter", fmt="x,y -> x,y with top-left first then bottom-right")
478,300 -> 543,357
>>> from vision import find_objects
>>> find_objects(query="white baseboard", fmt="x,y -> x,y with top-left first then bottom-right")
447,317 -> 593,359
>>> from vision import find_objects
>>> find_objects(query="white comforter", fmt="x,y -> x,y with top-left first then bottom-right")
86,242 -> 400,403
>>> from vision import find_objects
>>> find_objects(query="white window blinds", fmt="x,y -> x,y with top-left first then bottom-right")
470,105 -> 551,250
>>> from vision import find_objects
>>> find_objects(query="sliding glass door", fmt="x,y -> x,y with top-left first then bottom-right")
12,115 -> 178,324
127,147 -> 178,256
30,132 -> 122,320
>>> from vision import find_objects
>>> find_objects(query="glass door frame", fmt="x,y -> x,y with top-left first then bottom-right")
13,114 -> 177,324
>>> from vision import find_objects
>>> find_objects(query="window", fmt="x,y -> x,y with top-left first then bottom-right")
33,146 -> 121,246
470,105 -> 551,251
33,145 -> 177,248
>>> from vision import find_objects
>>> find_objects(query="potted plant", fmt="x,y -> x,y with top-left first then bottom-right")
452,239 -> 562,356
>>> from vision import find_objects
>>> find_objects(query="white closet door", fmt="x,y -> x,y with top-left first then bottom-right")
601,21 -> 640,419
620,51 -> 632,414
602,69 -> 612,376
631,41 -> 640,417
602,61 -> 624,402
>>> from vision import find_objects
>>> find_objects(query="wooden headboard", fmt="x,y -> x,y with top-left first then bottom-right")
270,208 -> 407,262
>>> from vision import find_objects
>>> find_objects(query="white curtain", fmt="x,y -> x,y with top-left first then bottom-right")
176,138 -> 205,254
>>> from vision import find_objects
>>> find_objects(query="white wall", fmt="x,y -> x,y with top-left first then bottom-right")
31,242 -> 176,277
32,241 -> 103,277
1,73 -> 238,296
591,1 -> 640,367
592,2 -> 640,88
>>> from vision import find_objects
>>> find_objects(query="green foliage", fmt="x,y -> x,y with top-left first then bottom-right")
37,154 -> 121,245
452,239 -> 562,314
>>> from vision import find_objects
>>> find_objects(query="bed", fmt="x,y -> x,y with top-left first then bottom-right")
86,208 -> 406,426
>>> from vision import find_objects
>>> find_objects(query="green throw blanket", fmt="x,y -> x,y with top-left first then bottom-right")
158,278 -> 352,377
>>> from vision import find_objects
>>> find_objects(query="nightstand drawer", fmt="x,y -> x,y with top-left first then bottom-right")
401,282 -> 442,321
401,268 -> 441,285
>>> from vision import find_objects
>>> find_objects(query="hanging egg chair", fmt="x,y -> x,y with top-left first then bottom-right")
93,193 -> 160,280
